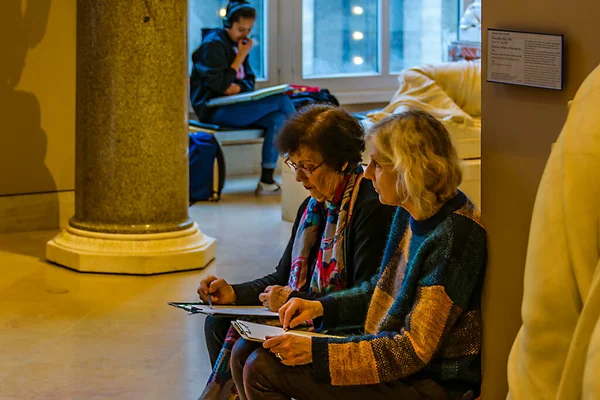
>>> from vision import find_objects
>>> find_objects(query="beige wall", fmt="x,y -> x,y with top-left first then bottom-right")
0,0 -> 75,196
481,1 -> 600,398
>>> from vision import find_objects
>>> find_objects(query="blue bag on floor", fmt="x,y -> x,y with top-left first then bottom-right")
189,131 -> 225,202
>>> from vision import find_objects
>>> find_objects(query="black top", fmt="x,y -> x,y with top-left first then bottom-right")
190,28 -> 256,121
232,179 -> 396,305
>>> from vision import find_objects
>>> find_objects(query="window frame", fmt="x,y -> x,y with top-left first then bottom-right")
255,0 -> 280,87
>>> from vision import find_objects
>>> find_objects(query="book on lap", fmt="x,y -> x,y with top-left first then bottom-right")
206,84 -> 292,107
167,302 -> 279,318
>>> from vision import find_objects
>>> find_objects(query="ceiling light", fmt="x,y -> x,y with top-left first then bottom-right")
352,6 -> 364,15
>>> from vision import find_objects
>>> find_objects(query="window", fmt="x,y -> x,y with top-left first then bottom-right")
188,0 -> 460,103
284,0 -> 460,102
302,0 -> 379,78
188,0 -> 267,80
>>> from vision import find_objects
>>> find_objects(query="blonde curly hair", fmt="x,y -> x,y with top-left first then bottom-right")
367,110 -> 463,216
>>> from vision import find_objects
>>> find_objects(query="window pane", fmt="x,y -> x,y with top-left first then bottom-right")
188,0 -> 266,80
390,0 -> 459,73
302,0 -> 379,79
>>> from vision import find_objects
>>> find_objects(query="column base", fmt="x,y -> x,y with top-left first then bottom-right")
46,223 -> 216,275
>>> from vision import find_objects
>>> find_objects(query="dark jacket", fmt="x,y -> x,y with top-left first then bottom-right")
190,28 -> 256,121
232,179 -> 396,305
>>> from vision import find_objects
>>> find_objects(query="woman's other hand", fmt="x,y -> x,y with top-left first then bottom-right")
258,285 -> 293,311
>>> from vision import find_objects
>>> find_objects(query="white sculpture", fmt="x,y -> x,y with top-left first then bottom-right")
459,0 -> 481,43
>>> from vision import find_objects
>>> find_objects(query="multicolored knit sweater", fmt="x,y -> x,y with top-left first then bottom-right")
311,191 -> 487,392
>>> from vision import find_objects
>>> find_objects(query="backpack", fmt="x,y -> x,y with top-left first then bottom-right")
189,131 -> 226,202
287,88 -> 340,110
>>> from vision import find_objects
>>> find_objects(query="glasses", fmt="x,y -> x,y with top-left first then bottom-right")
284,158 -> 325,177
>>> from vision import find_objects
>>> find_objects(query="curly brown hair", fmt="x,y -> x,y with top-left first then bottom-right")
276,104 -> 365,172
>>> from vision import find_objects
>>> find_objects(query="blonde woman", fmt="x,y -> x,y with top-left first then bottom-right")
238,110 -> 487,400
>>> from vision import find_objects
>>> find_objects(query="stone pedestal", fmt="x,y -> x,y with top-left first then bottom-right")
47,223 -> 215,275
46,0 -> 215,274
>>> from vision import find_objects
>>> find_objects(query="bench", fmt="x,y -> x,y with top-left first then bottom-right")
188,119 -> 265,146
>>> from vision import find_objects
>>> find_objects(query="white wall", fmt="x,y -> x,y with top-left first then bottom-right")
0,0 -> 75,196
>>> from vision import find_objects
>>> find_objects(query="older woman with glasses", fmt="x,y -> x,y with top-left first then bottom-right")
197,104 -> 396,399
237,110 -> 487,400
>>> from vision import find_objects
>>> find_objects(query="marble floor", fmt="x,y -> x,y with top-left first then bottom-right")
0,177 -> 291,400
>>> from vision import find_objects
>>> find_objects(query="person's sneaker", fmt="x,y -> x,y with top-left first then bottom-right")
255,181 -> 281,195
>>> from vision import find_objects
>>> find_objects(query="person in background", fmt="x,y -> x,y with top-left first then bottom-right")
236,110 -> 487,400
190,0 -> 295,194
197,105 -> 396,399
507,64 -> 600,399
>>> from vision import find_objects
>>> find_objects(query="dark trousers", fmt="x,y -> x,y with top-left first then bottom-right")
239,347 -> 475,400
231,338 -> 262,400
204,315 -> 234,368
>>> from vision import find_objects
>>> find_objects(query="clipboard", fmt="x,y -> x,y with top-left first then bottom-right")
167,302 -> 205,314
231,320 -> 342,342
168,303 -> 279,318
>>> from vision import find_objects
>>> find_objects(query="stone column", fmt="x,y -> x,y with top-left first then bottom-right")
46,0 -> 216,274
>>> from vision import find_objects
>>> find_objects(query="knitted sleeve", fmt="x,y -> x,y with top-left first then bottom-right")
315,277 -> 378,332
315,207 -> 409,332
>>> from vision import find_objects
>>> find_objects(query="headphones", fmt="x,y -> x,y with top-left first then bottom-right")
222,1 -> 254,29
